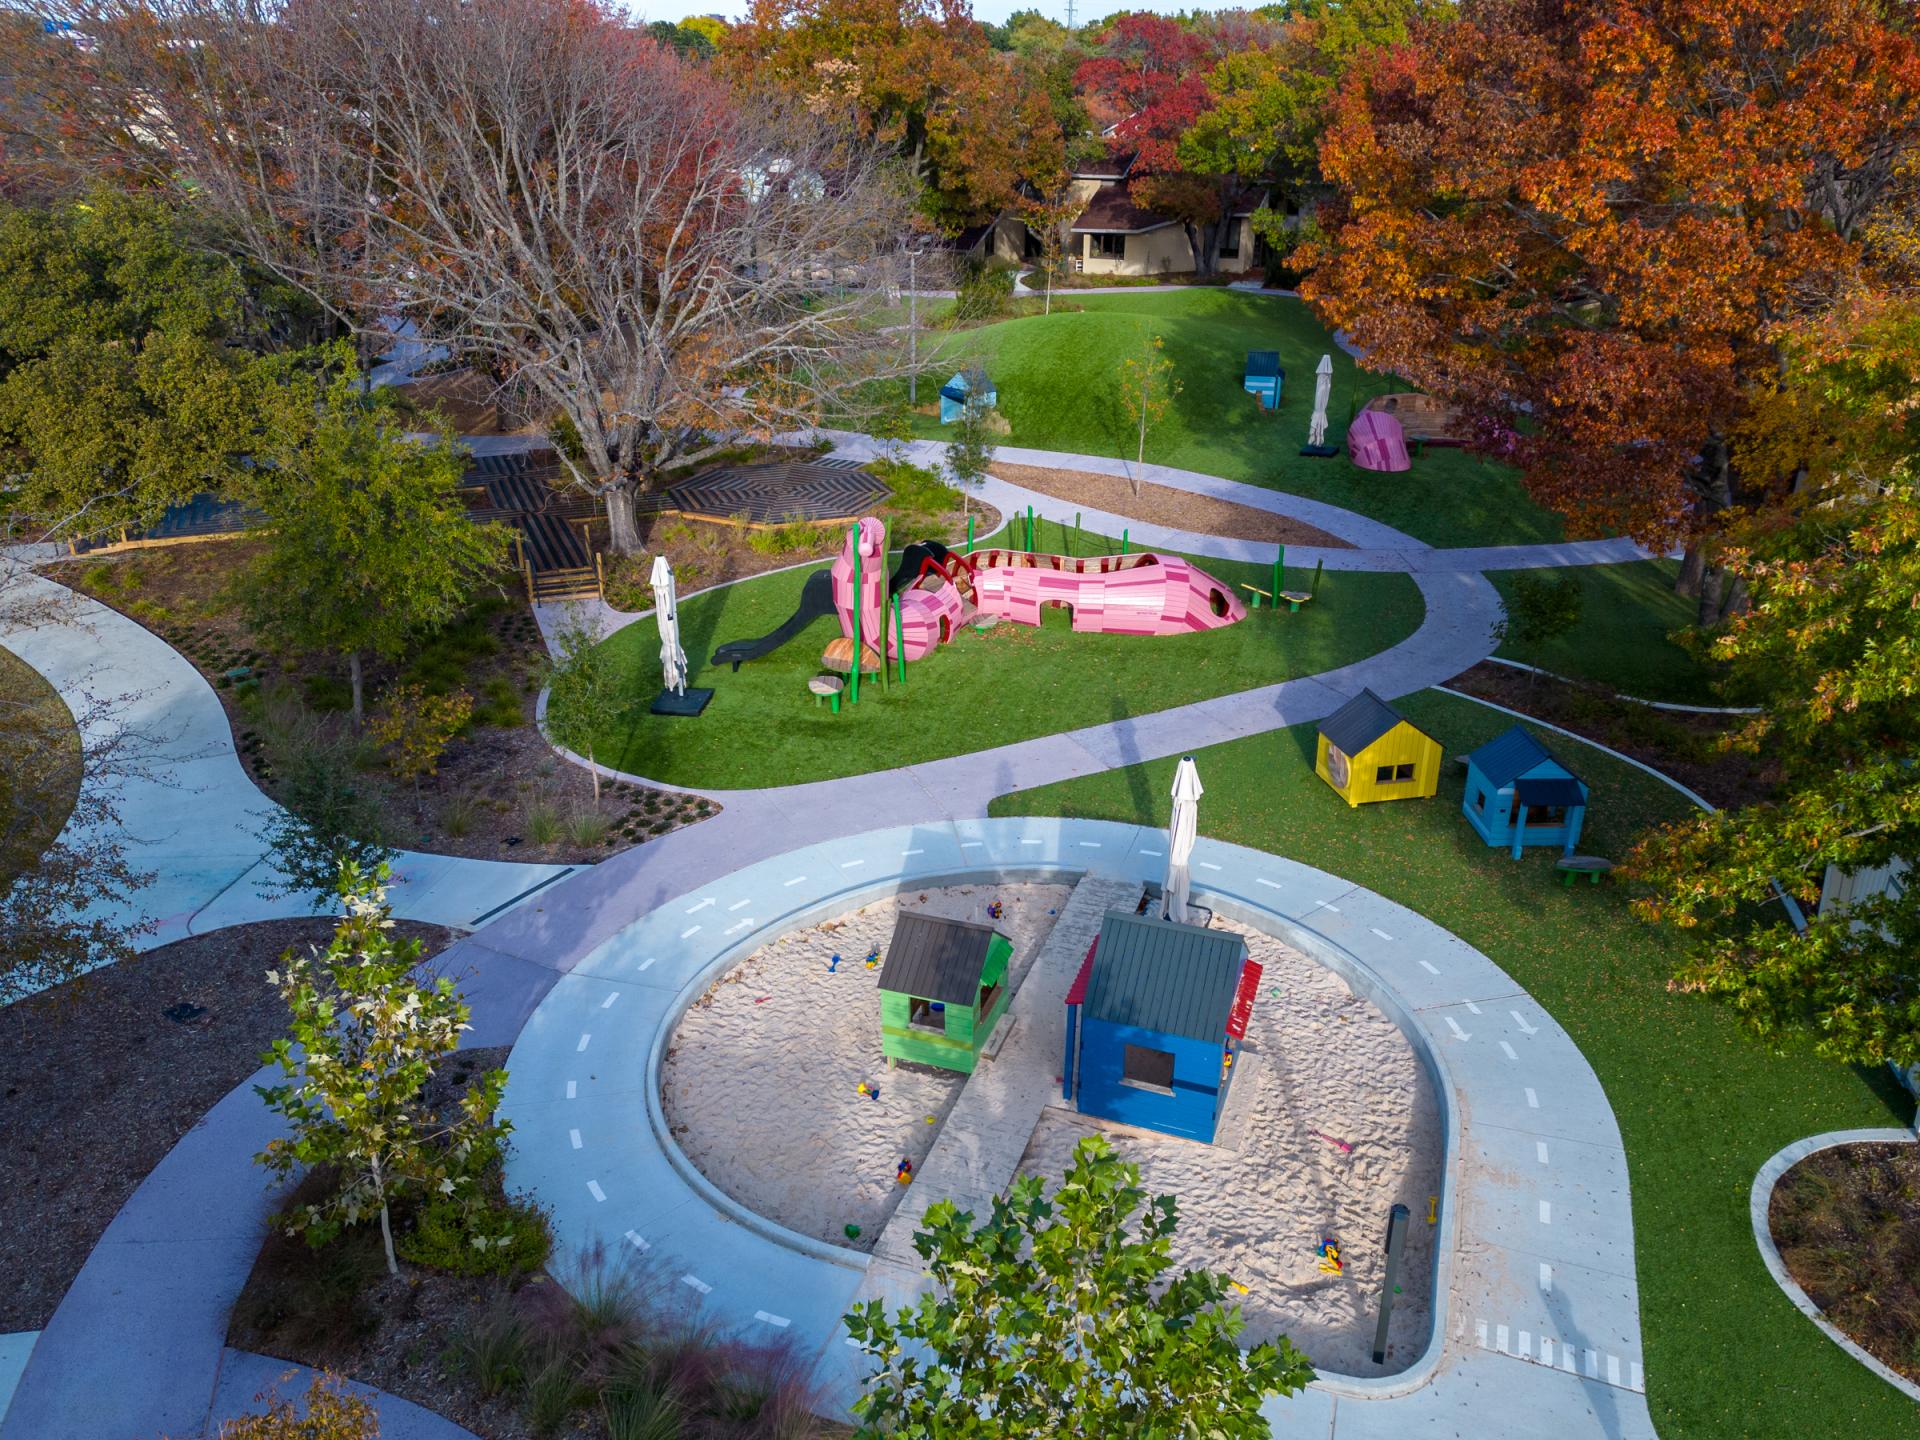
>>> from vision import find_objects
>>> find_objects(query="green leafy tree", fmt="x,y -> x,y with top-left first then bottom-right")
1118,333 -> 1180,473
845,1135 -> 1313,1437
943,368 -> 998,518
1493,571 -> 1583,681
236,373 -> 512,723
369,682 -> 474,802
255,863 -> 511,1276
0,191 -> 302,542
259,742 -> 397,911
541,617 -> 623,806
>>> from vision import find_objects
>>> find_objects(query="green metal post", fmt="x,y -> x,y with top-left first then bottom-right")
849,522 -> 861,707
894,594 -> 906,685
1272,544 -> 1283,606
966,514 -> 974,554
1027,506 -> 1035,552
1121,528 -> 1129,556
1073,512 -> 1082,557
1312,557 -> 1324,596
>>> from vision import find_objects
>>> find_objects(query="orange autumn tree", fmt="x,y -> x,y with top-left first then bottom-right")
724,0 -> 1066,235
1301,0 -> 1920,619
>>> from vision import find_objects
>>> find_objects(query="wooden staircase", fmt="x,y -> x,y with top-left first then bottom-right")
463,451 -> 606,604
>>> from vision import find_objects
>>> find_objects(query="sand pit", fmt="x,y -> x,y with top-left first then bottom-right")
1018,917 -> 1444,1377
661,882 -> 1070,1252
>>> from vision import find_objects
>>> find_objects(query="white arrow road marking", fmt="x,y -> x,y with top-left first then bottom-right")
685,898 -> 714,914
1444,1016 -> 1471,1041
1512,1010 -> 1539,1035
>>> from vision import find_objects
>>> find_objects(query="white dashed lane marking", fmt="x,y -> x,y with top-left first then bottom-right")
784,875 -> 807,886
1198,861 -> 1222,871
576,1033 -> 591,1053
638,956 -> 658,971
601,992 -> 619,1009
587,1180 -> 606,1202
1499,1041 -> 1518,1061
685,898 -> 714,914
1525,1087 -> 1540,1108
1540,1264 -> 1553,1293
569,1129 -> 582,1149
1370,927 -> 1393,941
840,859 -> 866,868
565,1081 -> 577,1100
625,1230 -> 650,1252
1256,877 -> 1282,889
681,926 -> 702,939
682,1275 -> 712,1295
1536,1141 -> 1549,1165
755,1310 -> 791,1328
1417,960 -> 1440,975
728,898 -> 750,911
1538,1201 -> 1552,1225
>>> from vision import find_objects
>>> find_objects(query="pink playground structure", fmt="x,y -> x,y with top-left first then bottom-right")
1347,408 -> 1411,472
821,516 -> 1245,675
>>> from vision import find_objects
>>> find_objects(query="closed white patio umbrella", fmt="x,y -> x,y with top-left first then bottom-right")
1308,353 -> 1334,448
652,554 -> 688,696
1164,756 -> 1204,924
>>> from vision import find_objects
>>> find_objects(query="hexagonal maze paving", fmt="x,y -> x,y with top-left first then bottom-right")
664,459 -> 891,526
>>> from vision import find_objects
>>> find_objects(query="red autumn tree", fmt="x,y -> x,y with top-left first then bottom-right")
1301,0 -> 1920,617
725,0 -> 1067,235
1075,13 -> 1275,276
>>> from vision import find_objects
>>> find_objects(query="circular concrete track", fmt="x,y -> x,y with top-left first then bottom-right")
500,817 -> 1657,1438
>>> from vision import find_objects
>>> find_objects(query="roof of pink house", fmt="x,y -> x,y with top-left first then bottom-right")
1348,408 -> 1411,473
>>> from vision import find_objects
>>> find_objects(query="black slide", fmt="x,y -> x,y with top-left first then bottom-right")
710,569 -> 838,671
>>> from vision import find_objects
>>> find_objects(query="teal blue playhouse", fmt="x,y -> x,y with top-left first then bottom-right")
939,370 -> 996,423
1243,351 -> 1284,409
1061,911 -> 1261,1144
1461,725 -> 1590,858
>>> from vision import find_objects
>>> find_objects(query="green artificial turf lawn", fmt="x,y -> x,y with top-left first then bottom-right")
586,517 -> 1422,789
1491,560 -> 1721,705
989,689 -> 1916,1440
899,290 -> 1563,550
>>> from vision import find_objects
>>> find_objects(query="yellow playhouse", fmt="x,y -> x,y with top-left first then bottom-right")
1315,689 -> 1442,806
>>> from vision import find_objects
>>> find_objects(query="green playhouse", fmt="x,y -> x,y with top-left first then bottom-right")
876,912 -> 1015,1074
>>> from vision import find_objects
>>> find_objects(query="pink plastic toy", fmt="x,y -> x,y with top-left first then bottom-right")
967,549 -> 1245,634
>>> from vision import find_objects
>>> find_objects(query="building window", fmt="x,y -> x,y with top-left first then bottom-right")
908,997 -> 946,1034
1376,762 -> 1417,784
1120,1043 -> 1176,1094
1474,789 -> 1487,812
1091,233 -> 1126,259
977,978 -> 1003,1017
1219,227 -> 1240,259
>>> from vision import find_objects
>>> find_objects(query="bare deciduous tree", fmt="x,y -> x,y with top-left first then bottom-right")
33,0 -> 921,551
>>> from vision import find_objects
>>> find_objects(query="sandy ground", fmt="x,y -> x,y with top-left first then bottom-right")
990,462 -> 1354,549
661,882 -> 1071,1252
1018,917 -> 1444,1378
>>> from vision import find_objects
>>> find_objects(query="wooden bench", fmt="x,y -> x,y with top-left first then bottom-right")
1555,855 -> 1614,886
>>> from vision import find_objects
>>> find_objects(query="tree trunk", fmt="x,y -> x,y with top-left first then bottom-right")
348,651 -> 365,726
586,746 -> 600,805
378,1198 -> 398,1277
1696,564 -> 1725,629
1674,545 -> 1705,598
1184,221 -> 1215,278
607,482 -> 642,555
1136,403 -> 1148,464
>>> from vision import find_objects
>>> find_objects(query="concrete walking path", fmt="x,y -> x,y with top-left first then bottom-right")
0,572 -> 574,968
493,819 -> 1653,1437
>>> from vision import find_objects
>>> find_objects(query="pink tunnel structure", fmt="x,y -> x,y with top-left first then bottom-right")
1347,408 -> 1411,472
968,548 -> 1245,635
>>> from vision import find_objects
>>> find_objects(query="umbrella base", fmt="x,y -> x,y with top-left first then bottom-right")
649,687 -> 713,717
1298,444 -> 1341,458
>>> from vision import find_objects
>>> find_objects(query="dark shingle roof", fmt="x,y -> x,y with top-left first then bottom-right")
878,913 -> 1008,1007
1465,725 -> 1579,790
1081,911 -> 1247,1044
1070,181 -> 1174,234
1319,689 -> 1418,758
1246,350 -> 1281,378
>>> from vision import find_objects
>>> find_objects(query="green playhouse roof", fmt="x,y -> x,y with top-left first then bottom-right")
877,913 -> 1010,1006
1082,911 -> 1247,1044
1319,688 -> 1418,757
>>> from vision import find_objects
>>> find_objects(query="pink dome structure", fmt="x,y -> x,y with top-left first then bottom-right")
1347,408 -> 1411,472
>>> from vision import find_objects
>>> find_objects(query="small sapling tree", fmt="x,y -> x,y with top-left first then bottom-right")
541,616 -> 622,806
255,863 -> 510,1276
1119,332 -> 1180,480
369,682 -> 474,805
845,1134 -> 1313,1437
944,369 -> 999,519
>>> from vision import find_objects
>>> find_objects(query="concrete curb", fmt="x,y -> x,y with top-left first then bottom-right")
1749,1129 -> 1920,1404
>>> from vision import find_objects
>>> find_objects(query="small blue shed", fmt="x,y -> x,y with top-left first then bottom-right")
938,370 -> 997,424
1243,350 -> 1284,409
1461,725 -> 1590,859
1062,911 -> 1261,1145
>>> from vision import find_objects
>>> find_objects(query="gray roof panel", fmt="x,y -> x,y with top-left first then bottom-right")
1081,911 -> 1247,1044
877,913 -> 1009,1007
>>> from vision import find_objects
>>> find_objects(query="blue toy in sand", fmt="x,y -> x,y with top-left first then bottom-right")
939,370 -> 997,424
1244,351 -> 1285,409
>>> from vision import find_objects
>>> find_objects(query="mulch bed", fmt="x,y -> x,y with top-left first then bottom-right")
58,542 -> 718,861
1444,661 -> 1777,812
0,916 -> 457,1332
988,462 -> 1353,549
1770,1140 -> 1920,1384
